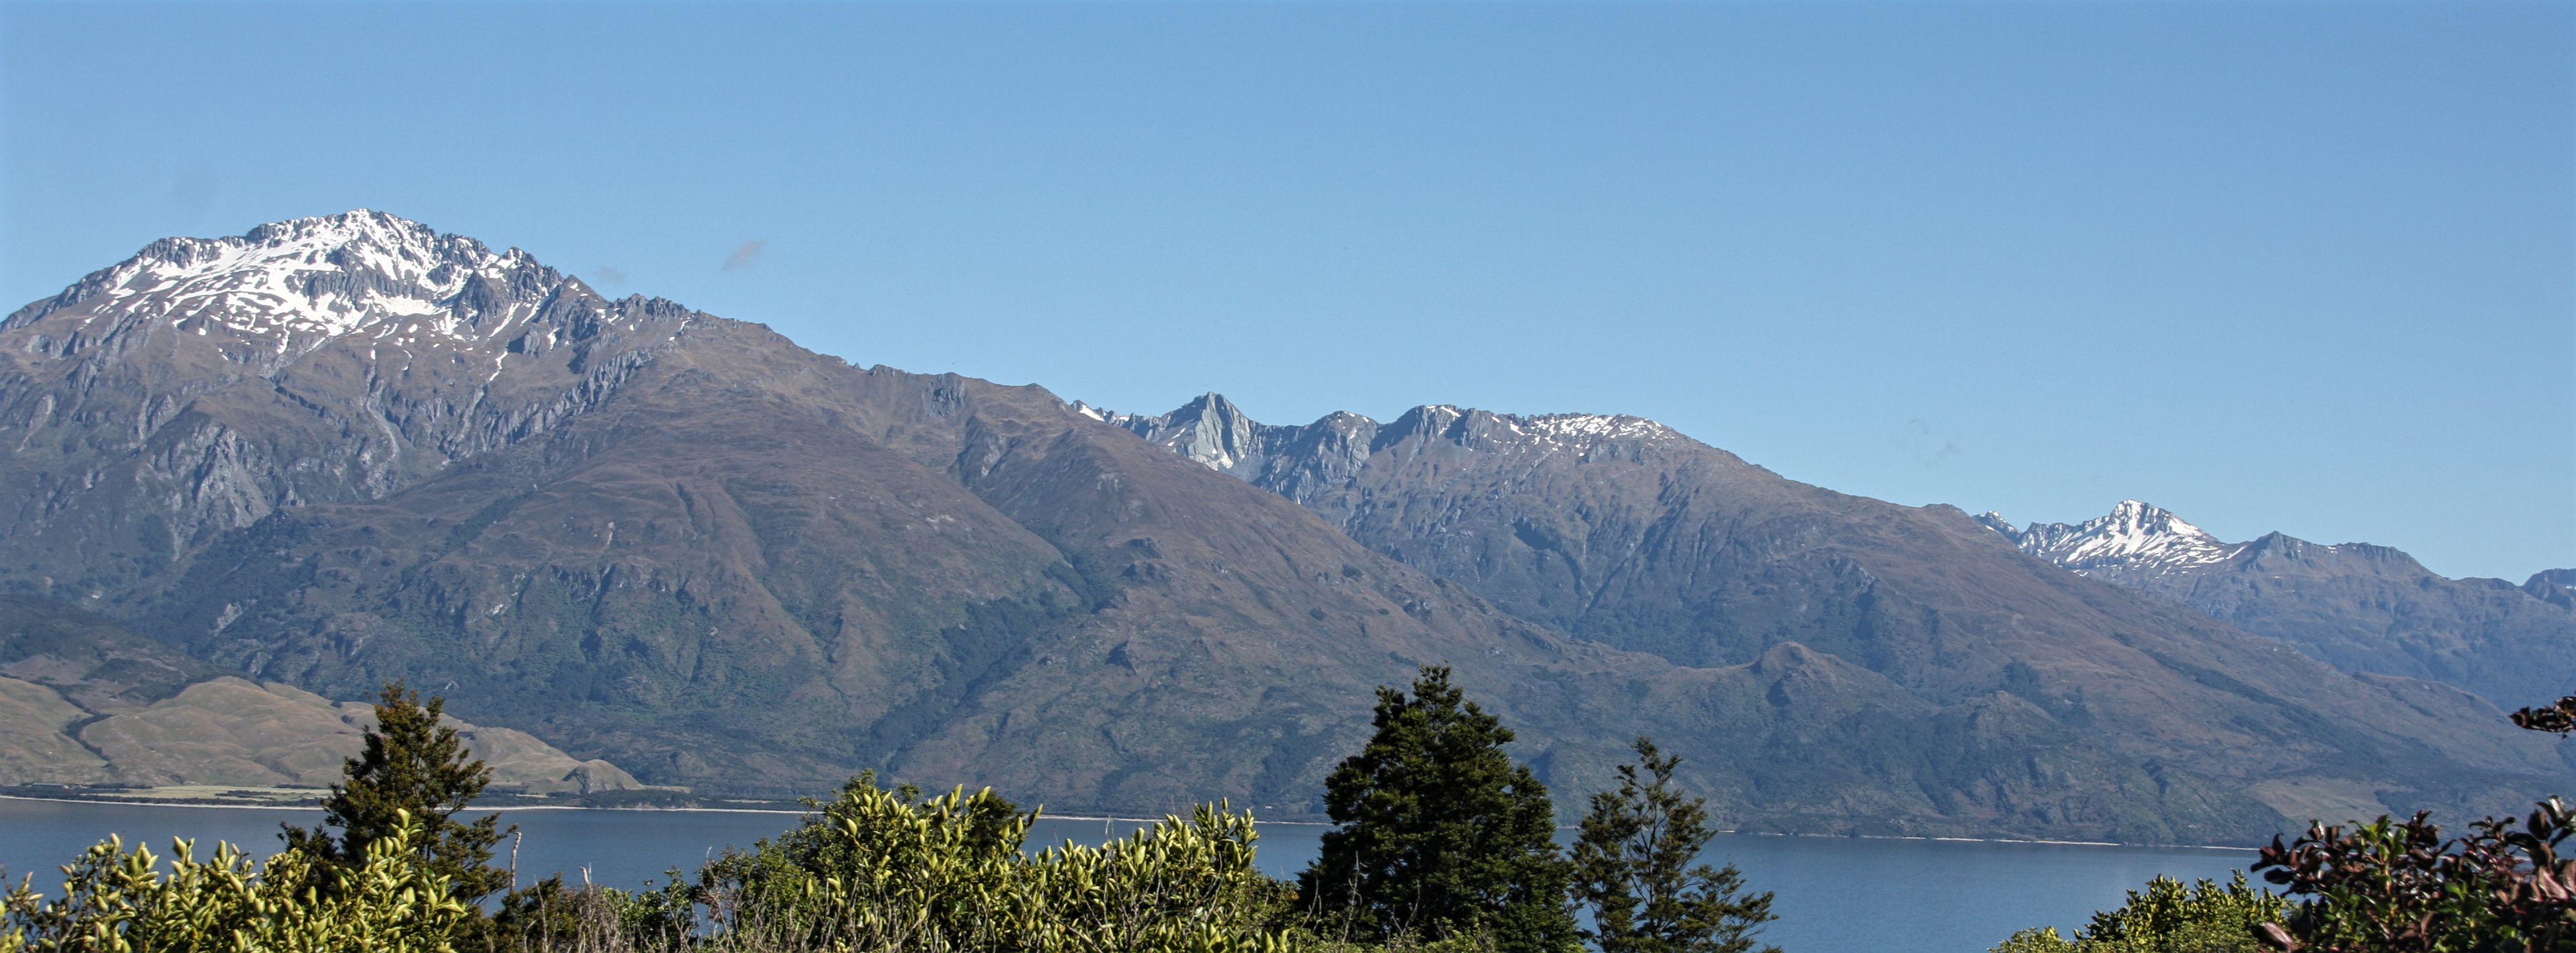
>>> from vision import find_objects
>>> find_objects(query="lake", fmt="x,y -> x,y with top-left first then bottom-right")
0,797 -> 2257,952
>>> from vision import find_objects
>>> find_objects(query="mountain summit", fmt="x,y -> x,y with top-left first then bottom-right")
1992,502 -> 2576,709
17,210 -> 584,366
0,213 -> 2565,843
1980,501 -> 2239,595
1,211 -> 700,592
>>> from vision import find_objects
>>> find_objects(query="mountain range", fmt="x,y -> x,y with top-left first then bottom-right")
0,211 -> 2564,844
1984,501 -> 2576,711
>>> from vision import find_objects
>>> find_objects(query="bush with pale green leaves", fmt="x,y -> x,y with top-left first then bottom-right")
1,812 -> 472,953
1989,874 -> 2286,953
662,774 -> 1294,952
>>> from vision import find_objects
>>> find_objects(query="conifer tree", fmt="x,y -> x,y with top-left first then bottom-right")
283,681 -> 511,905
1297,665 -> 1580,953
1572,737 -> 1778,953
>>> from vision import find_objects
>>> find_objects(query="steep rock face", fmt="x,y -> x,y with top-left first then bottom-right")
1,213 -> 2565,843
1990,504 -> 2576,709
1106,395 -> 2571,830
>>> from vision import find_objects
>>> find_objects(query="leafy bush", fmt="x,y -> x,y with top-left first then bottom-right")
2251,799 -> 2576,952
631,773 -> 1293,952
2005,691 -> 2576,953
1988,874 -> 2286,953
2232,692 -> 2576,952
1,813 -> 472,953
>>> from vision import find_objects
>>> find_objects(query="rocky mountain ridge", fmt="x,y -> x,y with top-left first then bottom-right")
1,209 -> 696,599
1098,391 -> 2576,831
1985,503 -> 2576,708
0,212 -> 2565,844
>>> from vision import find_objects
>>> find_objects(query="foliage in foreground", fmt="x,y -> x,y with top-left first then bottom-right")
2247,795 -> 2576,952
1298,666 -> 1580,953
2225,691 -> 2576,952
1572,738 -> 1778,953
5,674 -> 1783,953
1998,690 -> 2576,953
282,681 -> 511,909
661,773 -> 1292,952
1,814 -> 472,953
1987,874 -> 2286,953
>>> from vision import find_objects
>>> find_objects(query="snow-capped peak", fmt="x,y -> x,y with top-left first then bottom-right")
17,209 -> 574,360
2008,499 -> 2240,579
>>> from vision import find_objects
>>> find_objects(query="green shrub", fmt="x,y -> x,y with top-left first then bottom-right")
2251,799 -> 2576,952
1,812 -> 472,953
669,773 -> 1291,952
1988,874 -> 2286,953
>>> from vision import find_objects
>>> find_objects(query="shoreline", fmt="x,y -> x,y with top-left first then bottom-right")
0,793 -> 2255,850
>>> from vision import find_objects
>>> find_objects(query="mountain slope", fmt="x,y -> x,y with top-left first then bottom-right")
0,595 -> 641,793
1986,503 -> 2576,709
0,213 -> 2563,843
1106,395 -> 2571,827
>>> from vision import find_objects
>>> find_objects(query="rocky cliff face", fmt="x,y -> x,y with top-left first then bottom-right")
2,213 -> 2565,844
1987,504 -> 2576,709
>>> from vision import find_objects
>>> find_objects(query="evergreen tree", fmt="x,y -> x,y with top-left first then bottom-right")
1572,737 -> 1777,953
283,681 -> 511,905
1297,666 -> 1579,953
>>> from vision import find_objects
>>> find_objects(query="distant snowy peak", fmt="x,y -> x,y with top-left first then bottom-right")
1992,500 -> 2242,580
12,209 -> 592,360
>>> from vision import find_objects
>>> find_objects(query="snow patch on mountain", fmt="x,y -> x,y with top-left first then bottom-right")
1519,413 -> 1679,446
14,210 -> 582,365
1987,500 -> 2243,584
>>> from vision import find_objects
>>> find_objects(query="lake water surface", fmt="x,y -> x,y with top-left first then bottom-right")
0,797 -> 2256,952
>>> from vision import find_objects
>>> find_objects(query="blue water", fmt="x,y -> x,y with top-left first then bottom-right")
0,797 -> 2253,952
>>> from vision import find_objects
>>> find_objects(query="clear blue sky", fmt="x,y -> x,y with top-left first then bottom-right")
4,1 -> 2569,579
